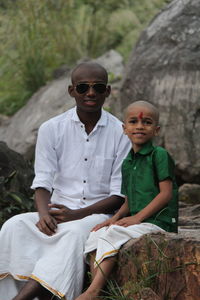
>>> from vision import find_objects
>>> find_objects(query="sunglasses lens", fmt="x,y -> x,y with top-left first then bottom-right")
75,83 -> 107,94
93,83 -> 107,94
76,83 -> 89,94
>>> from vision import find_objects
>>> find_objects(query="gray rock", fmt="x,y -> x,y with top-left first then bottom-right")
117,231 -> 200,300
179,183 -> 200,204
95,49 -> 124,77
0,77 -> 74,160
118,0 -> 200,183
179,203 -> 200,229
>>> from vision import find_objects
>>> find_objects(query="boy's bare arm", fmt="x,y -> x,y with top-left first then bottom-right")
116,179 -> 173,227
35,190 -> 125,234
48,194 -> 125,224
92,197 -> 130,231
35,188 -> 57,235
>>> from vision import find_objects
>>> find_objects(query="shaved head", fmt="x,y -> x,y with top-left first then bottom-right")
124,100 -> 159,124
71,62 -> 108,84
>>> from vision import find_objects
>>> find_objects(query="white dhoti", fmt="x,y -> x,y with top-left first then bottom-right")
0,212 -> 110,300
84,223 -> 165,267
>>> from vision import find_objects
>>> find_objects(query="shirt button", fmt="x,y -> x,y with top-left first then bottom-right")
83,180 -> 86,183
81,125 -> 83,128
133,167 -> 136,170
83,197 -> 86,200
86,139 -> 89,142
84,158 -> 87,161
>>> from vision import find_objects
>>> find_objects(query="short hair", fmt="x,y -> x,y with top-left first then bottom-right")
71,62 -> 108,84
124,100 -> 159,124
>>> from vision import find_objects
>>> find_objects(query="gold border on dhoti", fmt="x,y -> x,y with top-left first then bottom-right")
0,272 -> 66,299
95,249 -> 119,267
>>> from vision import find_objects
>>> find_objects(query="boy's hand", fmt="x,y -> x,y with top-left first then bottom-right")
115,215 -> 141,227
92,215 -> 120,231
48,204 -> 76,223
36,214 -> 57,236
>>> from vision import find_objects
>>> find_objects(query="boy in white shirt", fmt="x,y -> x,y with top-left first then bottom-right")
0,62 -> 130,300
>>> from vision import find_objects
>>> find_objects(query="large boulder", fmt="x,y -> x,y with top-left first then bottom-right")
179,183 -> 200,204
0,76 -> 74,160
115,231 -> 200,300
117,0 -> 200,183
179,203 -> 200,229
0,50 -> 124,160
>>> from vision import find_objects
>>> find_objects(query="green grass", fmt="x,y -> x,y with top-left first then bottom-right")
0,0 -> 169,115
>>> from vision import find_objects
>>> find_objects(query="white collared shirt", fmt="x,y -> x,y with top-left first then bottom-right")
31,107 -> 131,209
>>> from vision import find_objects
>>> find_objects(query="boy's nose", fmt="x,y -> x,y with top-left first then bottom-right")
86,86 -> 96,96
136,120 -> 144,128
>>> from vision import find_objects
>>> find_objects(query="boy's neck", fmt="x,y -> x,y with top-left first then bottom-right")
132,140 -> 152,153
77,109 -> 102,134
133,144 -> 141,153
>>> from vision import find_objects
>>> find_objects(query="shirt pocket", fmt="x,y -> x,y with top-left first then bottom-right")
91,156 -> 114,184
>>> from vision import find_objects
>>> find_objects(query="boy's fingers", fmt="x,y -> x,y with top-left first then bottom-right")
36,221 -> 54,236
46,218 -> 57,231
49,210 -> 61,216
92,225 -> 101,231
36,215 -> 57,236
49,204 -> 64,209
92,223 -> 105,231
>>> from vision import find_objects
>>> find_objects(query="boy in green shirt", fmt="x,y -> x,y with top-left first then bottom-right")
75,100 -> 178,300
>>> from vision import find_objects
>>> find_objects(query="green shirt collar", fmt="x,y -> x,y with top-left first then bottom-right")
138,141 -> 154,155
127,141 -> 154,160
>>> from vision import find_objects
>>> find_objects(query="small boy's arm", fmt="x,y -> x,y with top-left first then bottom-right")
114,197 -> 130,219
92,197 -> 130,231
116,179 -> 173,227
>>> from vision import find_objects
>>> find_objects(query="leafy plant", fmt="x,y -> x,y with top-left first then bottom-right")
0,171 -> 34,227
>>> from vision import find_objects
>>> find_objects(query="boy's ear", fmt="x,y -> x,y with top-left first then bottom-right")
68,85 -> 75,97
154,126 -> 160,136
105,85 -> 111,98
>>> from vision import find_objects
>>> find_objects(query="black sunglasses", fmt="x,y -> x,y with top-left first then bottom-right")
75,83 -> 107,94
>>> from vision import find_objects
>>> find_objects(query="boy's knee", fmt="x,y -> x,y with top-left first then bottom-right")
1,212 -> 36,233
102,224 -> 119,238
1,214 -> 23,233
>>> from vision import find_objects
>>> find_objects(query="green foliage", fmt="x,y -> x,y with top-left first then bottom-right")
0,0 -> 169,115
0,171 -> 34,228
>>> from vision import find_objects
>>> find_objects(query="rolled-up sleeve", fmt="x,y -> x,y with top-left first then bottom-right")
31,122 -> 58,192
109,134 -> 131,197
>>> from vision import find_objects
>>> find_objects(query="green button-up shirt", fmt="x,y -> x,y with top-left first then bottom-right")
121,141 -> 178,232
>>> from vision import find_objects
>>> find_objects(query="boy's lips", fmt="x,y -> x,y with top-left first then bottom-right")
132,132 -> 146,135
83,100 -> 97,106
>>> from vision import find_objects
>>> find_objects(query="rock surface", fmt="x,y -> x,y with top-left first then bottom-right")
0,50 -> 124,160
0,141 -> 34,196
116,231 -> 200,300
118,0 -> 200,183
179,183 -> 200,204
179,203 -> 200,230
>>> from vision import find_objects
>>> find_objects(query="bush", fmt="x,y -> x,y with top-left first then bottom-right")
0,171 -> 35,227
